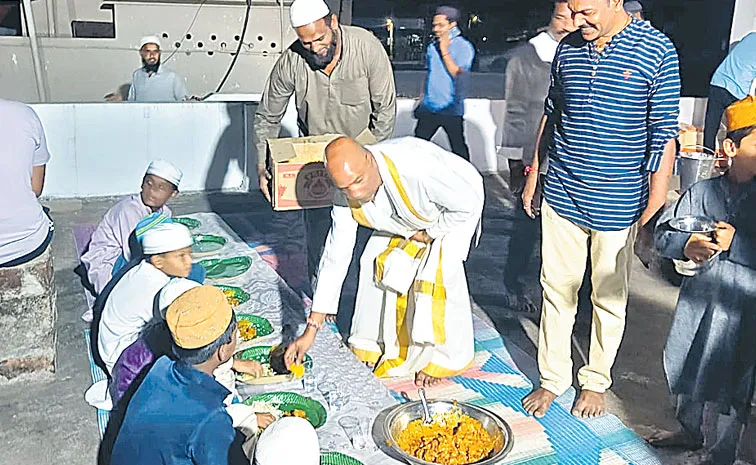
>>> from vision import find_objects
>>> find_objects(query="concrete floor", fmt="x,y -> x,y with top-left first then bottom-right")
0,175 -> 753,465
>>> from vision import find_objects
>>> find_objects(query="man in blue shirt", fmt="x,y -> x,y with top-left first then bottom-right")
414,6 -> 475,160
704,32 -> 756,151
110,285 -> 247,465
521,0 -> 680,419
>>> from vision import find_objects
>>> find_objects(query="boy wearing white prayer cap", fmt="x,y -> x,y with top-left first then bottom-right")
254,417 -> 320,465
109,278 -> 266,408
96,222 -> 196,375
81,159 -> 183,308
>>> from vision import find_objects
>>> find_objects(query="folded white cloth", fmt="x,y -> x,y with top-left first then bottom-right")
376,240 -> 427,295
379,248 -> 424,294
84,379 -> 113,411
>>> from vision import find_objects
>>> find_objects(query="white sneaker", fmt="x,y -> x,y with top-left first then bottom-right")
81,308 -> 93,323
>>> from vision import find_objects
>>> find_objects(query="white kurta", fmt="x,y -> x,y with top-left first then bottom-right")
97,260 -> 171,374
311,137 -> 484,378
81,194 -> 171,295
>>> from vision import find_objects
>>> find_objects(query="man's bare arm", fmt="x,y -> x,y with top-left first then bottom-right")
32,165 -> 46,197
640,138 -> 676,226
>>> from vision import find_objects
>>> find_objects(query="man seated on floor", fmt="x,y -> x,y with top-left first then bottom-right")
110,285 -> 248,464
110,286 -> 311,465
97,223 -> 195,376
81,159 -> 183,300
109,278 -> 268,407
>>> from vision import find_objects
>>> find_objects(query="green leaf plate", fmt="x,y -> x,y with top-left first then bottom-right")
214,285 -> 250,307
237,345 -> 310,364
235,314 -> 274,339
320,452 -> 363,465
191,234 -> 227,254
173,217 -> 201,229
244,392 -> 327,429
198,256 -> 252,279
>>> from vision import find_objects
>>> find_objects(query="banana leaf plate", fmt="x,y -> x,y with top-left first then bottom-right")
173,217 -> 201,230
191,234 -> 227,256
320,452 -> 363,465
198,256 -> 252,280
214,284 -> 250,307
244,392 -> 326,429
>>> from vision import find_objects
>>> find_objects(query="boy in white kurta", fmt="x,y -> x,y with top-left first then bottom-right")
97,223 -> 195,374
285,136 -> 484,385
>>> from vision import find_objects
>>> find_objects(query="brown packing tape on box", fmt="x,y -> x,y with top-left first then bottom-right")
678,126 -> 704,150
267,129 -> 377,211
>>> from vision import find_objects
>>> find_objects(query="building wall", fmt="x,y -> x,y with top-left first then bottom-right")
730,0 -> 756,42
1,1 -> 297,102
34,96 -> 705,199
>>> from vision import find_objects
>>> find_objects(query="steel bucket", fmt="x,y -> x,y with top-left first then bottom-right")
678,149 -> 716,192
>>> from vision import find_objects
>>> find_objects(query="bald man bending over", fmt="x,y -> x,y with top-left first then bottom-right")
285,136 -> 483,386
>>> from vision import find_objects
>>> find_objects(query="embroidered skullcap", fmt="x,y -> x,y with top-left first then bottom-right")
141,223 -> 193,255
146,159 -> 182,187
254,417 -> 320,465
290,0 -> 331,28
158,278 -> 201,318
725,95 -> 756,132
165,285 -> 233,349
139,35 -> 161,49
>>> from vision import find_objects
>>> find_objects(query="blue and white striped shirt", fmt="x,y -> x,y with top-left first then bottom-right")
544,19 -> 680,231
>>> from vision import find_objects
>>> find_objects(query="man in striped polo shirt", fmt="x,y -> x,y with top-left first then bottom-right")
521,0 -> 680,418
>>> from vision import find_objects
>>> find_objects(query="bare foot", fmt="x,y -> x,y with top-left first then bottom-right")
415,371 -> 442,387
325,315 -> 336,323
646,429 -> 702,450
365,361 -> 376,370
572,389 -> 605,418
522,388 -> 557,418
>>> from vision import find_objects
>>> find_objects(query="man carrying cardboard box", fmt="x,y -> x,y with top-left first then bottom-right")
253,0 -> 397,287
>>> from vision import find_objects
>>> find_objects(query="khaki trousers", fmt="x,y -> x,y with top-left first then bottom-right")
538,201 -> 638,395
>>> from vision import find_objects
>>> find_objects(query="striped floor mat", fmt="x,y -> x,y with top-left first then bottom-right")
381,317 -> 661,465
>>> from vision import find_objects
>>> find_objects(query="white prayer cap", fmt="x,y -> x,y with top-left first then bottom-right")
145,159 -> 182,187
158,278 -> 201,318
289,0 -> 330,28
254,417 -> 319,465
139,35 -> 162,50
141,223 -> 193,255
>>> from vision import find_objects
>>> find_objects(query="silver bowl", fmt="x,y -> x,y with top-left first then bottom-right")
669,215 -> 717,234
383,400 -> 514,465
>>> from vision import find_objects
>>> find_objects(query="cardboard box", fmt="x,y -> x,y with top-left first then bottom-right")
267,129 -> 377,211
678,126 -> 704,152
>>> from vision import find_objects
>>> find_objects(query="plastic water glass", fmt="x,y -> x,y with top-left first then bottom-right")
359,416 -> 375,450
339,416 -> 367,450
331,388 -> 349,411
302,360 -> 316,394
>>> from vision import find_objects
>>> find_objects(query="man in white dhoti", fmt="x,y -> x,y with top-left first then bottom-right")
285,136 -> 484,386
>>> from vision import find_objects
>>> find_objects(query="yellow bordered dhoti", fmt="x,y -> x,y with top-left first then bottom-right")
345,153 -> 474,379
